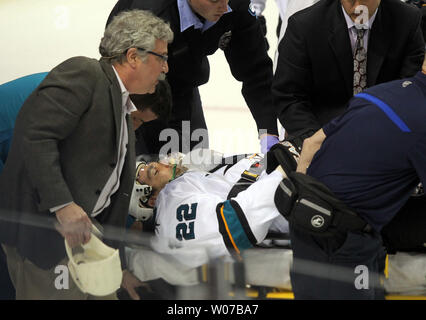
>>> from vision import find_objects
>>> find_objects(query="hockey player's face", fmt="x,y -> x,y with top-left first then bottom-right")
188,0 -> 229,22
137,162 -> 173,192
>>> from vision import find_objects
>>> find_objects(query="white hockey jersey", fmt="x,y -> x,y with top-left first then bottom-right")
150,154 -> 289,268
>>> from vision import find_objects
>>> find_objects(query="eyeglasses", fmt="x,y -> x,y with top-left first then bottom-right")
136,47 -> 168,62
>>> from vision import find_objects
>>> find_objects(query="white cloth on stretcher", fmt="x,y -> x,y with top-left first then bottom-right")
126,246 -> 293,289
385,252 -> 426,296
126,246 -> 426,295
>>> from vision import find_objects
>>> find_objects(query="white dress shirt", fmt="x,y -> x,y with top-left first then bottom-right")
51,67 -> 137,215
91,67 -> 137,216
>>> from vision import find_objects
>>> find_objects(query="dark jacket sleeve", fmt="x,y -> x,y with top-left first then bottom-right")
224,1 -> 278,136
398,8 -> 425,79
272,15 -> 321,137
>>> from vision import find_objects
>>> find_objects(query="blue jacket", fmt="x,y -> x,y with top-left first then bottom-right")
0,72 -> 48,172
309,71 -> 426,231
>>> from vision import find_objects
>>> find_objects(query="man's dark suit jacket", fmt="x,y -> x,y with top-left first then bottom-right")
107,0 -> 278,153
0,57 -> 135,269
272,0 -> 425,138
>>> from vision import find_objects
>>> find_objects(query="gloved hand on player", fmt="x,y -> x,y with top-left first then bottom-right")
260,134 -> 280,154
266,140 -> 301,175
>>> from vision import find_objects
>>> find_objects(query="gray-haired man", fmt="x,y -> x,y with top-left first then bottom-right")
0,10 -> 173,300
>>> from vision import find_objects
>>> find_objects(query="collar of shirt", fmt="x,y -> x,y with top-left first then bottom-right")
177,0 -> 232,33
112,65 -> 137,114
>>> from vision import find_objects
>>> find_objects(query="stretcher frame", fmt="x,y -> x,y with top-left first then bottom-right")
125,243 -> 426,300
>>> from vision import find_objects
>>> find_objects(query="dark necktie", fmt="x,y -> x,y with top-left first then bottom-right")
353,28 -> 367,95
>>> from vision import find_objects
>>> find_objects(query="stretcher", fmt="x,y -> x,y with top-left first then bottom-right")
125,243 -> 426,300
126,151 -> 426,299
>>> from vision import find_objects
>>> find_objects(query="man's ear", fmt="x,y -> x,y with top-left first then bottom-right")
126,48 -> 140,67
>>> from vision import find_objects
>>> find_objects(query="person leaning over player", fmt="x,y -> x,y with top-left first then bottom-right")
0,75 -> 172,299
107,0 -> 280,154
271,55 -> 426,299
0,9 -> 173,300
131,79 -> 173,156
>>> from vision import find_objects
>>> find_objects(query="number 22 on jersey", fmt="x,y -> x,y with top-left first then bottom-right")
176,203 -> 198,241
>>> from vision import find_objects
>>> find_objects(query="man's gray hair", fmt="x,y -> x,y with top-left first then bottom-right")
99,10 -> 173,64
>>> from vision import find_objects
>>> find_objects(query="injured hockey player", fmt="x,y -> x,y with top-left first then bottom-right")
121,144 -> 426,300
127,146 -> 298,269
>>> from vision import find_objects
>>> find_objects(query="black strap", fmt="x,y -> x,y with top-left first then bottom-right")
206,154 -> 248,175
227,157 -> 265,199
265,231 -> 291,241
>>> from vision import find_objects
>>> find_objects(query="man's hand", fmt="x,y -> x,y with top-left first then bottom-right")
296,129 -> 326,174
55,203 -> 92,248
260,134 -> 280,154
121,269 -> 148,300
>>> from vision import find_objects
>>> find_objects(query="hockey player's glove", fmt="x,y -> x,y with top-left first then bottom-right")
266,140 -> 301,175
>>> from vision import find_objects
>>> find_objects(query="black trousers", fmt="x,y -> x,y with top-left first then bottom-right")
289,226 -> 385,300
134,88 -> 209,156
